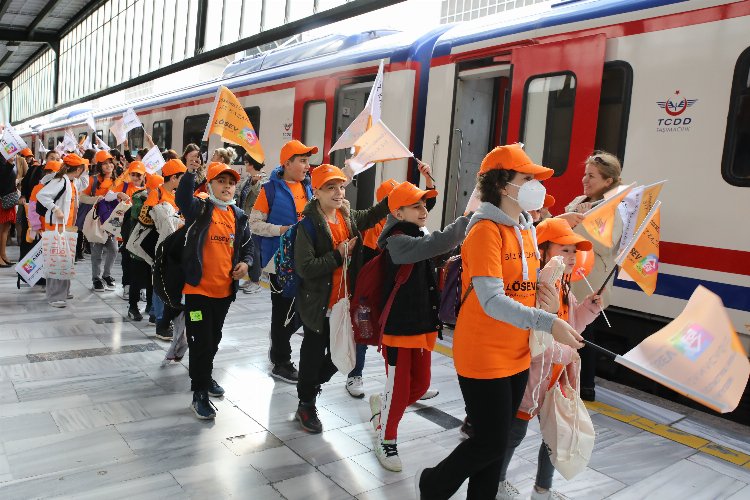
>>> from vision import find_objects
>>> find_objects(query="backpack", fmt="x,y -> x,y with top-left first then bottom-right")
273,217 -> 316,299
438,255 -> 474,326
350,250 -> 413,348
153,223 -> 188,310
35,180 -> 66,219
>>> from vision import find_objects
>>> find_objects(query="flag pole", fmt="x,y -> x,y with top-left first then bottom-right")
414,157 -> 436,183
577,270 -> 612,327
582,339 -> 619,360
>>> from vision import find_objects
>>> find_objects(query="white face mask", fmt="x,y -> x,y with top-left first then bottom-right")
507,179 -> 546,211
207,182 -> 236,208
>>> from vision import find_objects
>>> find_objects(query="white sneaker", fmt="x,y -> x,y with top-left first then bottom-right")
419,388 -> 439,400
119,285 -> 129,300
242,282 -> 262,294
238,279 -> 251,289
530,487 -> 564,500
49,300 -> 67,308
66,293 -> 74,299
346,376 -> 364,398
369,393 -> 381,431
497,480 -> 521,500
374,440 -> 402,472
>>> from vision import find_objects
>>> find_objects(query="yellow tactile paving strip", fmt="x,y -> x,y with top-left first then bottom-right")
434,341 -> 750,469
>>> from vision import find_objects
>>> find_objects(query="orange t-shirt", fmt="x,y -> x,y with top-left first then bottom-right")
183,208 -> 236,298
327,210 -> 350,309
116,180 -> 144,199
145,187 -> 177,209
253,181 -> 308,221
84,175 -> 115,196
453,220 -> 540,379
382,332 -> 438,350
362,219 -> 386,250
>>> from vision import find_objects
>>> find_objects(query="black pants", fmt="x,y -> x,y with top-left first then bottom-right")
269,273 -> 300,366
580,315 -> 605,389
120,244 -> 131,286
128,259 -> 153,311
420,370 -> 529,500
297,322 -> 338,403
76,228 -> 86,258
185,294 -> 232,391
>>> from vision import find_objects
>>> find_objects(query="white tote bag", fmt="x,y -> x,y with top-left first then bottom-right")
82,204 -> 108,244
42,225 -> 78,280
101,200 -> 131,238
329,245 -> 356,375
539,361 -> 596,480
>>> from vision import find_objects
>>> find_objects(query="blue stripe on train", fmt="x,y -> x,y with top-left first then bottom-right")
614,273 -> 750,312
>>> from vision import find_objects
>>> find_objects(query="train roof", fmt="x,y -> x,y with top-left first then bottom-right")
38,26 -> 450,133
433,0 -> 688,57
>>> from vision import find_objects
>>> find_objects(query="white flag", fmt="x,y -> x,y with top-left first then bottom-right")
0,125 -> 28,160
82,135 -> 92,151
348,120 -> 412,175
122,108 -> 143,134
142,146 -> 166,174
63,129 -> 78,152
55,141 -> 65,155
329,60 -> 384,153
110,119 -> 127,145
95,134 -> 110,151
85,114 -> 97,132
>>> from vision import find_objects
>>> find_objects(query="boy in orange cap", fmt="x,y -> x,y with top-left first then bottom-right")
495,217 -> 599,500
177,161 -> 253,419
249,139 -> 318,384
293,163 -> 390,433
368,181 -> 470,472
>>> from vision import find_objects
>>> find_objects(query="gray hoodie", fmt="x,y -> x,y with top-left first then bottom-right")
467,202 -> 556,334
377,213 -> 470,264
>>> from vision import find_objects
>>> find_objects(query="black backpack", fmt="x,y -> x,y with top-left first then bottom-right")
153,224 -> 188,310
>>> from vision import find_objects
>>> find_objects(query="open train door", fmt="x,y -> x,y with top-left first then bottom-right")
506,34 -> 606,210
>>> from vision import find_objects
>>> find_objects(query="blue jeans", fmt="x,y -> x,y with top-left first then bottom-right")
152,291 -> 164,321
347,344 -> 368,377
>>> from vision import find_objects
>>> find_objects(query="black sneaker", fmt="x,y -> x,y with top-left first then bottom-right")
580,387 -> 596,402
271,362 -> 299,383
127,306 -> 143,321
208,379 -> 225,398
296,402 -> 322,433
191,390 -> 217,420
103,276 -> 116,290
93,279 -> 105,292
155,324 -> 174,341
148,314 -> 157,325
459,416 -> 474,439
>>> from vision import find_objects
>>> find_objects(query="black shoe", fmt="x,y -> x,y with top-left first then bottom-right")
103,276 -> 116,290
148,314 -> 157,325
127,306 -> 143,321
191,390 -> 217,420
155,324 -> 174,341
208,378 -> 225,398
93,279 -> 105,292
271,362 -> 299,383
296,402 -> 322,433
580,387 -> 596,402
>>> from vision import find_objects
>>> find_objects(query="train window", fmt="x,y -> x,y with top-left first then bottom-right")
96,130 -> 104,143
56,136 -> 64,145
47,137 -> 55,150
520,73 -> 576,176
108,131 -> 118,148
223,107 -> 261,165
302,101 -> 326,165
127,127 -> 144,151
594,62 -> 633,164
722,47 -> 750,187
183,114 -> 210,152
152,120 -> 173,150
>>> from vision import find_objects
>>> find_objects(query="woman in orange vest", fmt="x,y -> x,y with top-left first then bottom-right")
416,144 -> 583,500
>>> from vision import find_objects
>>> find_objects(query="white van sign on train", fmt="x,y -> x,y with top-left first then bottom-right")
656,90 -> 697,133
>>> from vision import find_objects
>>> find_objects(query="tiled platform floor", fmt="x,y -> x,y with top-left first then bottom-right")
0,246 -> 749,499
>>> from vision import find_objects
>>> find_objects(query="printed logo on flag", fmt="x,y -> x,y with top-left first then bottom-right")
670,323 -> 713,361
238,127 -> 258,146
594,216 -> 607,236
636,254 -> 659,276
3,143 -> 18,155
21,258 -> 37,274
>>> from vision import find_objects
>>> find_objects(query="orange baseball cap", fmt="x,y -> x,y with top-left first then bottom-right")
95,150 -> 113,163
207,162 -> 240,182
479,144 -> 554,180
536,218 -> 592,251
128,161 -> 146,175
376,178 -> 399,203
146,173 -> 164,190
19,148 -> 33,157
543,194 -> 555,209
44,160 -> 62,172
280,140 -> 318,165
311,164 -> 347,190
162,159 -> 187,177
62,153 -> 87,167
388,181 -> 437,212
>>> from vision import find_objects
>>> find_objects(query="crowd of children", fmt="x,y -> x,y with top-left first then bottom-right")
2,133 -> 625,499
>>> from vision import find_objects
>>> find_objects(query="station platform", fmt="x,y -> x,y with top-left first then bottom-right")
0,246 -> 748,499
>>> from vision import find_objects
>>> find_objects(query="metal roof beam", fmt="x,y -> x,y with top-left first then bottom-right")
0,29 -> 57,43
0,0 -> 12,20
28,0 -> 67,34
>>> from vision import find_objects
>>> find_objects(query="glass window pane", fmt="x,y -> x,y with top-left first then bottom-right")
521,73 -> 576,176
115,12 -> 126,83
161,0 -> 176,65
153,120 -> 173,150
594,63 -> 632,164
141,0 -> 153,75
221,0 -> 243,45
172,0 -> 188,62
122,6 -> 134,81
722,47 -> 750,186
204,0 -> 223,50
185,0 -> 198,58
131,0 -> 144,77
151,0 -> 165,70
286,0 -> 314,22
302,101 -> 326,165
240,0 -> 262,38
183,114 -> 210,152
263,0 -> 286,30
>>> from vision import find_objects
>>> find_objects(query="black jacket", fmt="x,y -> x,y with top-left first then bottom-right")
176,172 -> 254,300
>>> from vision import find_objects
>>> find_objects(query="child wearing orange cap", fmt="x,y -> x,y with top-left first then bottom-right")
249,139 -> 317,384
292,163 -> 390,433
177,161 -> 254,420
417,144 -> 584,499
364,180 -> 470,472
494,217 -> 600,500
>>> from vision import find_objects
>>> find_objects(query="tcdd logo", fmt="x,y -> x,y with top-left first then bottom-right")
670,323 -> 713,361
657,90 -> 696,117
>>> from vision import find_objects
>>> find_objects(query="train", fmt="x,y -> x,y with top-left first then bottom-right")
14,0 -> 750,417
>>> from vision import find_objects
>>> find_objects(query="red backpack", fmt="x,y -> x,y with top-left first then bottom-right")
350,250 -> 413,349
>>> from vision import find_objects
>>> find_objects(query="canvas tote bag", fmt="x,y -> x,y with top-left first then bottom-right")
329,242 -> 356,374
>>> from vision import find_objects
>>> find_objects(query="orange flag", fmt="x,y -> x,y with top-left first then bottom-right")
620,204 -> 660,295
579,183 -> 634,247
615,286 -> 750,413
203,86 -> 264,163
